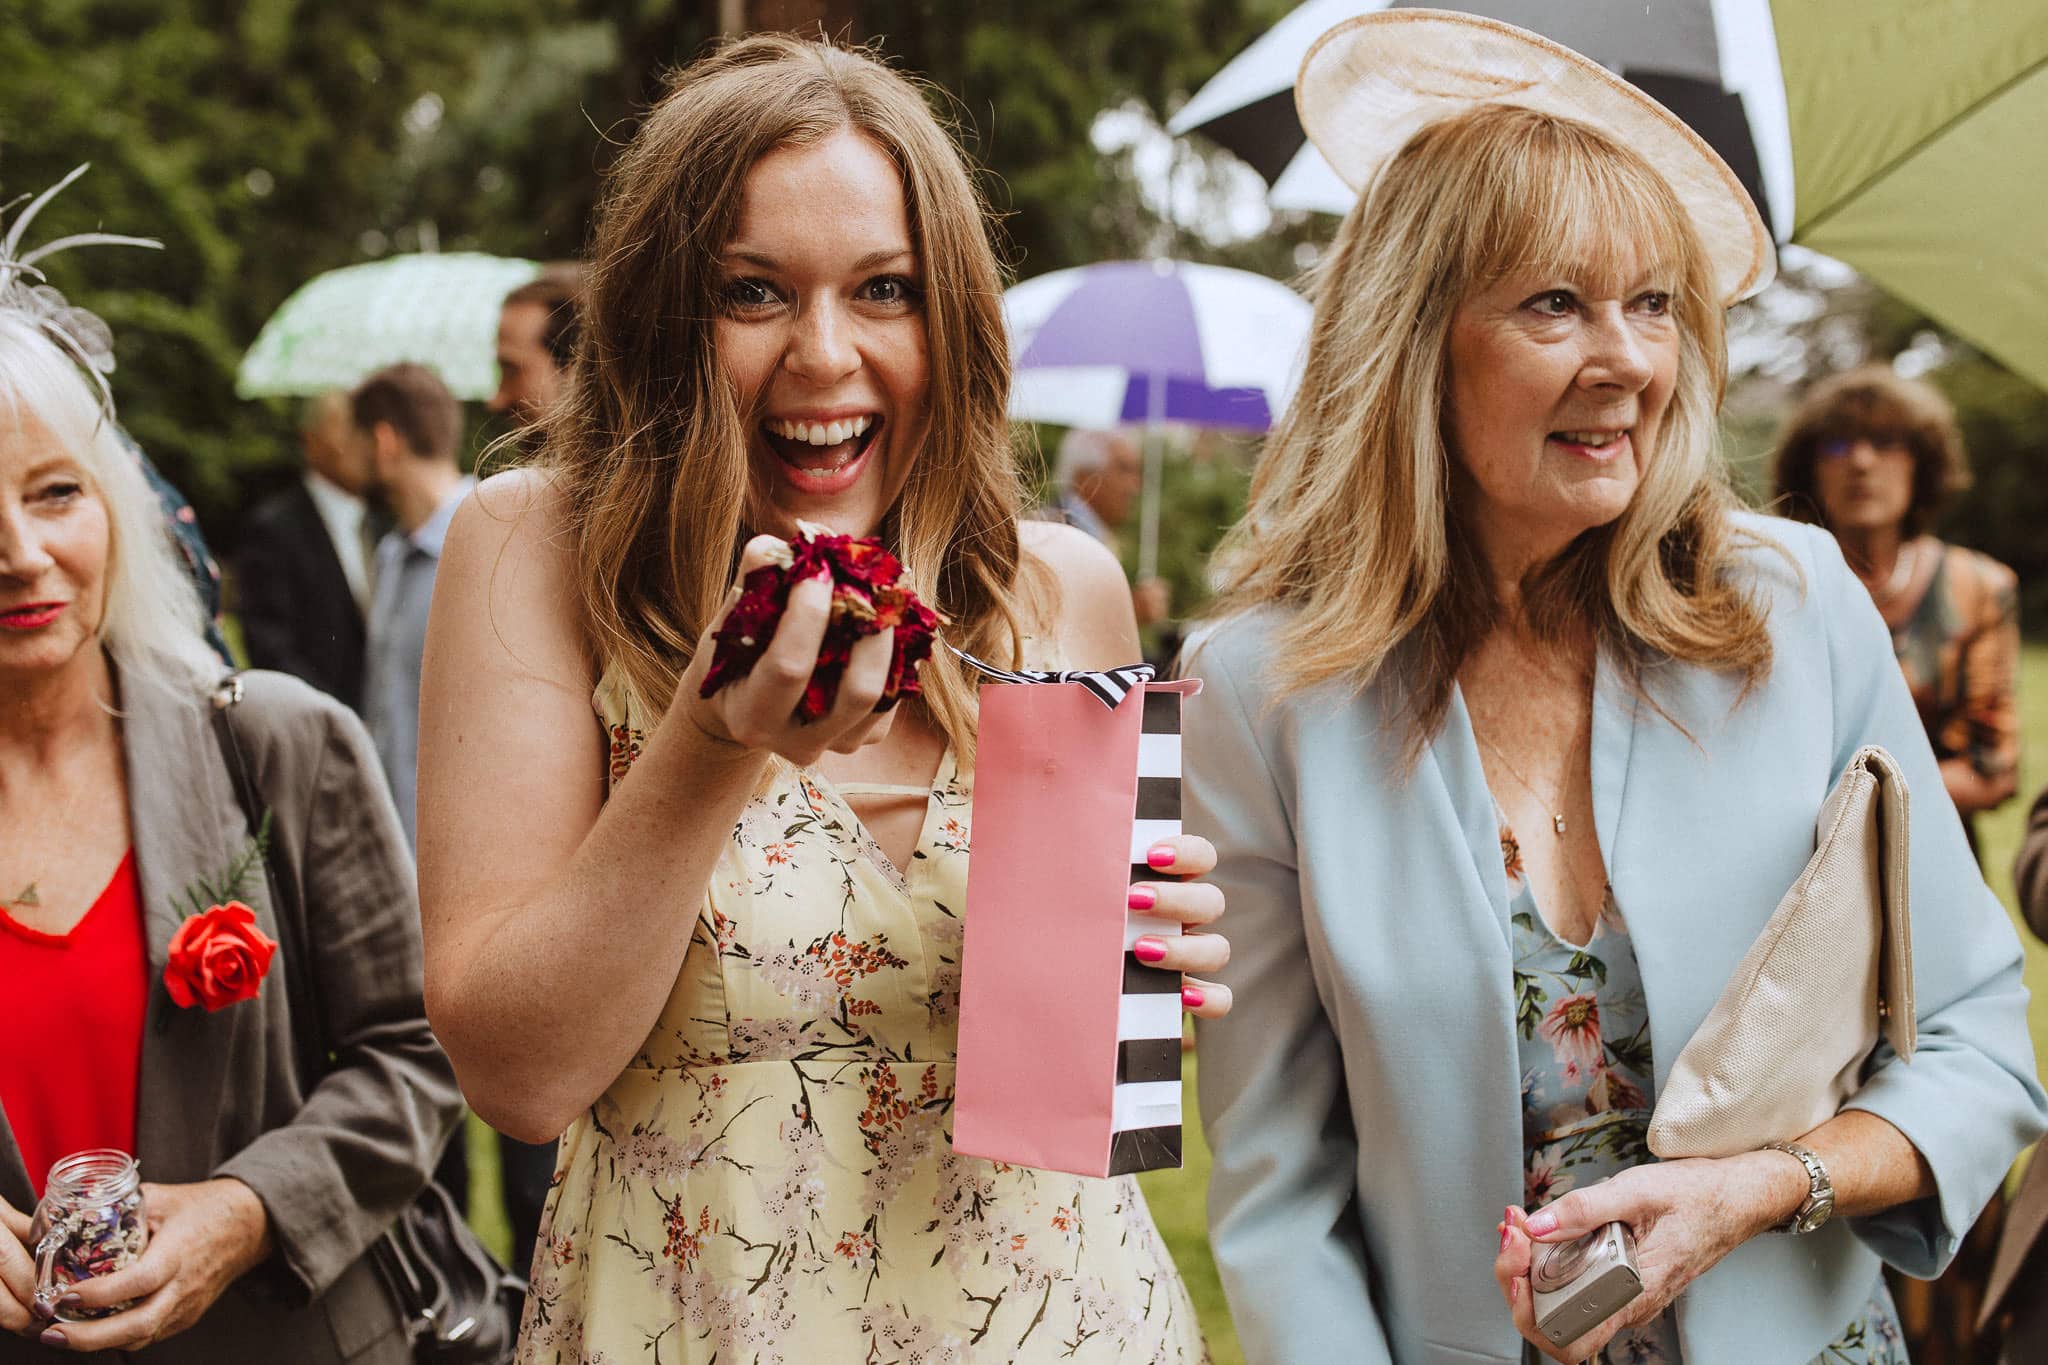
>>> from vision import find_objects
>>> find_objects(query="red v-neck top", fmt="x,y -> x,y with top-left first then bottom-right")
0,851 -> 146,1196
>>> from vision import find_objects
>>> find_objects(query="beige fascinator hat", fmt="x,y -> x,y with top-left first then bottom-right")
1296,8 -> 1775,304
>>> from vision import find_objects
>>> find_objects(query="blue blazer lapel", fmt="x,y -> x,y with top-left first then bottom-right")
121,665 -> 271,1184
1590,647 -> 1640,900
1431,682 -> 1515,948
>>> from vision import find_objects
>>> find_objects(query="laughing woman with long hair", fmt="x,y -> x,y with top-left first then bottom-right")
415,36 -> 1227,1364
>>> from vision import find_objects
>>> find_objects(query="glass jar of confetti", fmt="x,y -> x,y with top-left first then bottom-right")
30,1149 -> 148,1322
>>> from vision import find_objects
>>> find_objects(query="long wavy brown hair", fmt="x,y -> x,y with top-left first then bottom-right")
1208,104 -> 1777,757
529,34 -> 1028,758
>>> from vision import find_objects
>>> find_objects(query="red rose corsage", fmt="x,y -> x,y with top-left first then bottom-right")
700,523 -> 941,721
165,902 -> 277,1012
164,814 -> 278,1012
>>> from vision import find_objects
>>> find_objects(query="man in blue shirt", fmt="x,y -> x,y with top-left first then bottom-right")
353,363 -> 470,850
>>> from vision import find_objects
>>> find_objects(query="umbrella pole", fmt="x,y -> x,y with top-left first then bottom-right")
1137,372 -> 1165,583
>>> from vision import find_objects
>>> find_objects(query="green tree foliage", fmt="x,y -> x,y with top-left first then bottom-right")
0,0 -> 584,528
0,0 -> 1292,554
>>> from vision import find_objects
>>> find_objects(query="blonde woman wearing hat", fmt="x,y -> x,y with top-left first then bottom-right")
1181,12 -> 2046,1365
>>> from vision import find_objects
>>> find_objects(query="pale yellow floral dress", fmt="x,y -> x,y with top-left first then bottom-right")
515,661 -> 1208,1365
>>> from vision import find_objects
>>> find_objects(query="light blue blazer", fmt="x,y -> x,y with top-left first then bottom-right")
1182,516 -> 2047,1365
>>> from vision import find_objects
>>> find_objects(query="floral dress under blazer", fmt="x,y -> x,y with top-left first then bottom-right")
1503,818 -> 1906,1364
515,660 -> 1208,1365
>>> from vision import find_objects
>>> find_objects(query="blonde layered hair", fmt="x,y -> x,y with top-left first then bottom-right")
533,35 -> 1026,757
1209,104 -> 1774,752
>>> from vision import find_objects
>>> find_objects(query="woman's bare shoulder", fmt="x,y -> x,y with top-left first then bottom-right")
1017,518 -> 1139,668
457,466 -> 572,553
1018,517 -> 1125,592
436,465 -> 591,687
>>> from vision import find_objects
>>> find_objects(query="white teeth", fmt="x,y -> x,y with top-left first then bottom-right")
768,415 -> 874,445
1555,430 -> 1623,446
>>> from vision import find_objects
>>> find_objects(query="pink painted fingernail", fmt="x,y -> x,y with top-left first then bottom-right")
1181,985 -> 1205,1009
40,1327 -> 66,1348
1127,886 -> 1157,911
1147,845 -> 1176,869
1525,1210 -> 1558,1237
1499,1221 -> 1510,1251
59,1293 -> 82,1308
1133,936 -> 1168,963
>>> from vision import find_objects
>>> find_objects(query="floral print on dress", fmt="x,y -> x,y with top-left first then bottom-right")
515,663 -> 1208,1364
1503,813 -> 1905,1364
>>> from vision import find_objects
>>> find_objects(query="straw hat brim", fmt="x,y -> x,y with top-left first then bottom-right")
1296,9 -> 1775,303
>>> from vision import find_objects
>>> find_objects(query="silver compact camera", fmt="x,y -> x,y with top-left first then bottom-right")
1530,1220 -> 1643,1350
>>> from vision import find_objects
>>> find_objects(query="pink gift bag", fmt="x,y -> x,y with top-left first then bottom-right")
951,652 -> 1201,1177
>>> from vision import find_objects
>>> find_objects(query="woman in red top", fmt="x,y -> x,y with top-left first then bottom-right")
0,175 -> 463,1361
0,852 -> 146,1194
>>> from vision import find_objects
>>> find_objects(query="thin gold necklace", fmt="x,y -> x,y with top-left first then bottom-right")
3,770 -> 90,915
1473,728 -> 1578,836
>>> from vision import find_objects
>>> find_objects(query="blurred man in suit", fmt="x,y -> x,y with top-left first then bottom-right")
235,391 -> 372,708
488,264 -> 583,435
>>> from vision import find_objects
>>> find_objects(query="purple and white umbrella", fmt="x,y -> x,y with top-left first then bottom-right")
1005,258 -> 1312,577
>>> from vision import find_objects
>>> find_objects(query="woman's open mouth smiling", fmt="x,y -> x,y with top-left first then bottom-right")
763,413 -> 882,496
1548,429 -> 1631,461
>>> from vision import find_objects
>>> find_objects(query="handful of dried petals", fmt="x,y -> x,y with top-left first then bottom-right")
699,523 -> 941,721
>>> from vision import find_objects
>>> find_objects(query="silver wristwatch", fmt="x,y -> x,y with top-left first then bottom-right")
1762,1141 -> 1835,1235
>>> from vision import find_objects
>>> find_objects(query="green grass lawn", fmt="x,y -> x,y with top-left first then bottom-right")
465,645 -> 2048,1365
1136,1058 -> 1239,1364
1975,644 -> 2048,1099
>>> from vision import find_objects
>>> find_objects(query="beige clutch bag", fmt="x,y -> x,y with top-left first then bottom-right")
1647,746 -> 1915,1160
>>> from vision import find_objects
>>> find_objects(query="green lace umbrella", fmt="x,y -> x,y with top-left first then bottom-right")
236,252 -> 540,400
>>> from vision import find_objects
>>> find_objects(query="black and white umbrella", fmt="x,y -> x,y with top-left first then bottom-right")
1168,1 -> 2048,392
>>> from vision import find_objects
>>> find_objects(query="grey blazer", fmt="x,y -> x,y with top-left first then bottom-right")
1184,517 -> 2048,1365
0,663 -> 462,1363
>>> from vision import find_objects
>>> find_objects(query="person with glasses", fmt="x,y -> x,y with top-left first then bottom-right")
1771,364 -> 2020,855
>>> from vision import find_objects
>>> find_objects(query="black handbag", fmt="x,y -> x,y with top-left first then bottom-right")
210,674 -> 524,1364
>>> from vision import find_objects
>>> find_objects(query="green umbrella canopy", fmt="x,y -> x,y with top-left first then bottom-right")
236,252 -> 540,401
1171,0 -> 2048,390
1778,0 -> 2048,391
